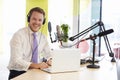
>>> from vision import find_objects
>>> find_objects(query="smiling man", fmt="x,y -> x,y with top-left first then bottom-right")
7,7 -> 52,80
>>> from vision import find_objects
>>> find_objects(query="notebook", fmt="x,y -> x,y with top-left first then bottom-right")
42,48 -> 81,73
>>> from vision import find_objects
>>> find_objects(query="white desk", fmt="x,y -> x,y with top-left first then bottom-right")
11,58 -> 118,80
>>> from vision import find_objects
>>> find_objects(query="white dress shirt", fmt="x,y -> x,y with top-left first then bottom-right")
7,27 -> 51,71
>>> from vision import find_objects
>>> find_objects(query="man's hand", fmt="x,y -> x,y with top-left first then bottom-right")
46,58 -> 52,66
39,62 -> 49,69
29,62 -> 49,69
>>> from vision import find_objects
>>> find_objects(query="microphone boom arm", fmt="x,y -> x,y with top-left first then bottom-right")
69,21 -> 103,41
69,21 -> 115,62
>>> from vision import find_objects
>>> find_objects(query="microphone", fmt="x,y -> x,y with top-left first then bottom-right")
48,21 -> 57,43
98,29 -> 114,37
48,22 -> 52,33
70,29 -> 114,41
56,25 -> 62,41
80,29 -> 114,42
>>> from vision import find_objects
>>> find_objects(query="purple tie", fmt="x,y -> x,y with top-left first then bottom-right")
32,33 -> 38,63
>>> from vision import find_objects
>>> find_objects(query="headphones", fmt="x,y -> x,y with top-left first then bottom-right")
27,7 -> 46,25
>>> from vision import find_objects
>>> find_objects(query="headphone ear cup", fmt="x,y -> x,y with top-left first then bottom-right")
42,18 -> 46,25
27,15 -> 30,22
27,14 -> 45,24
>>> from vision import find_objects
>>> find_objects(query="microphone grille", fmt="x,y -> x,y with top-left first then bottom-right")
48,21 -> 52,33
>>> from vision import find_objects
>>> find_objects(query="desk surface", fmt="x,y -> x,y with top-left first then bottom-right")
11,58 -> 118,80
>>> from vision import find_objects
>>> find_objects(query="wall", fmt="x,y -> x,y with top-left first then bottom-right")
0,0 -> 3,53
48,0 -> 73,48
1,0 -> 26,54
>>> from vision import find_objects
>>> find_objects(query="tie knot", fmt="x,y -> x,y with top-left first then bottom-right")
33,33 -> 36,38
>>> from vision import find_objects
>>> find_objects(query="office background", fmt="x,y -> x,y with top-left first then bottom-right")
0,0 -> 120,80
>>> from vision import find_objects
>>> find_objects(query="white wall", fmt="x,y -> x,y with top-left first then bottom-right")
48,0 -> 73,48
48,0 -> 73,36
2,0 -> 26,54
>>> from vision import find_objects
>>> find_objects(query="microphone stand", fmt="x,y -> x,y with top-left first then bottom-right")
49,32 -> 57,43
87,34 -> 100,68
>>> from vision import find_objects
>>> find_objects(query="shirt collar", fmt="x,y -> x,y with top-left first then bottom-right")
28,26 -> 39,36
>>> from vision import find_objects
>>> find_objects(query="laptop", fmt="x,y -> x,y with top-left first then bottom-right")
42,48 -> 81,73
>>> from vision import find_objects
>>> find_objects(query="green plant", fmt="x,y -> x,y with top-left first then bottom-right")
61,24 -> 69,42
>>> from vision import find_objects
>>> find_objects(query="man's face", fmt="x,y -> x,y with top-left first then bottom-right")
29,11 -> 44,32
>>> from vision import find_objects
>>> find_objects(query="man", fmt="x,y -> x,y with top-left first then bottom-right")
8,7 -> 52,79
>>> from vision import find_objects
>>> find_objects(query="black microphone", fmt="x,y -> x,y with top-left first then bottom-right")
70,29 -> 114,41
48,21 -> 57,43
98,29 -> 114,37
48,22 -> 52,33
79,29 -> 114,42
